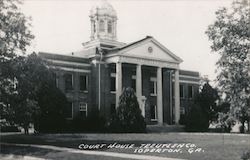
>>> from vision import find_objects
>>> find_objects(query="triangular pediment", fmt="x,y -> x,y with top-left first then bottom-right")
116,37 -> 183,64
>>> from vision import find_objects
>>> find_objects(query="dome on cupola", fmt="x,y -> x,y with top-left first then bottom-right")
90,0 -> 117,18
89,0 -> 118,42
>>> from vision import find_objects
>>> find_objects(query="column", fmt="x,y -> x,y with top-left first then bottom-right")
136,64 -> 143,116
157,67 -> 163,124
174,69 -> 180,124
116,62 -> 122,107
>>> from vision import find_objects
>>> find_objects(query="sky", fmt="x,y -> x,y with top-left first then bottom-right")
21,0 -> 234,83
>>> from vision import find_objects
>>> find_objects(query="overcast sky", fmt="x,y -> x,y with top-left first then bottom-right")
22,0 -> 233,82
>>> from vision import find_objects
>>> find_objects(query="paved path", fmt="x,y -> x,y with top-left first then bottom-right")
1,142 -> 186,160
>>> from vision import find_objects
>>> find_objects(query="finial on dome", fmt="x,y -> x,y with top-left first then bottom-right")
90,0 -> 117,18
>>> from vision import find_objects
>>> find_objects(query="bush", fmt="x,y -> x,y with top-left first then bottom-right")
179,114 -> 187,125
69,109 -> 106,133
109,87 -> 146,133
241,151 -> 250,160
185,104 -> 209,132
34,84 -> 68,133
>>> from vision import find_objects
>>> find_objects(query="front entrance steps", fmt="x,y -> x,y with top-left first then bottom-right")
147,124 -> 185,133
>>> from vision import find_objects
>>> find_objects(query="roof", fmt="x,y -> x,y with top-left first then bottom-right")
108,36 -> 183,63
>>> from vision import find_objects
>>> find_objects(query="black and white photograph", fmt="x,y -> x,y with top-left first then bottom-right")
0,0 -> 249,159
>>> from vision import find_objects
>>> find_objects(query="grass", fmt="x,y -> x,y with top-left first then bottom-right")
1,133 -> 250,160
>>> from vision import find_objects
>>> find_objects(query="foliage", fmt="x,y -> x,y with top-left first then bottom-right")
186,82 -> 219,131
70,109 -> 106,133
0,0 -> 34,58
197,82 -> 219,123
214,102 -> 235,132
1,53 -> 67,133
241,150 -> 250,160
0,0 -> 34,133
205,0 -> 250,132
186,104 -> 209,132
109,87 -> 146,133
34,81 -> 68,133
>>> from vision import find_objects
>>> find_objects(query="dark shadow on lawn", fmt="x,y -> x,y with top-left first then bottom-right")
1,134 -> 175,151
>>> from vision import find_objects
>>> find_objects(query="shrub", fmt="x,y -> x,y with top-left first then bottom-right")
34,84 -> 67,133
69,109 -> 106,133
109,87 -> 146,133
185,104 -> 209,132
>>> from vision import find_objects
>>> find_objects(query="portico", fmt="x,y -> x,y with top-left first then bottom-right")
105,37 -> 183,124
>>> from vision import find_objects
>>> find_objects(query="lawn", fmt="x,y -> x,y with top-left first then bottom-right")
0,133 -> 250,160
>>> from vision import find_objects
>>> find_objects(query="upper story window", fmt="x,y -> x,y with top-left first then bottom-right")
108,21 -> 112,33
110,73 -> 116,93
99,20 -> 105,32
150,77 -> 157,96
180,84 -> 184,98
64,73 -> 73,91
80,75 -> 88,92
188,85 -> 193,99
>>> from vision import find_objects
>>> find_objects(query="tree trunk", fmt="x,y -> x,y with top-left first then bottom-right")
24,126 -> 29,135
240,119 -> 245,133
247,119 -> 250,132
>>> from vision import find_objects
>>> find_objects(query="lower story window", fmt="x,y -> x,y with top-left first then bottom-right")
180,107 -> 185,115
110,104 -> 116,115
66,102 -> 73,119
79,102 -> 87,118
150,105 -> 157,120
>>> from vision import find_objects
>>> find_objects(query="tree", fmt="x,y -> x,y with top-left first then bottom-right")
186,82 -> 219,132
197,82 -> 219,124
0,0 -> 34,58
186,104 -> 208,132
35,85 -> 68,133
0,0 -> 34,131
109,87 -> 146,133
1,53 -> 68,134
205,0 -> 250,132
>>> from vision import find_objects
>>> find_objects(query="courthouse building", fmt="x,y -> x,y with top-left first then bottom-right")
39,1 -> 200,125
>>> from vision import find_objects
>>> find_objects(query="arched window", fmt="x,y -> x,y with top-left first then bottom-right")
108,21 -> 112,33
99,20 -> 105,32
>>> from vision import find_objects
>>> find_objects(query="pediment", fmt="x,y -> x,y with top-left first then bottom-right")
118,38 -> 182,64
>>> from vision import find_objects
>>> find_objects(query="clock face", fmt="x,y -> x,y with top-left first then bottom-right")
148,46 -> 153,53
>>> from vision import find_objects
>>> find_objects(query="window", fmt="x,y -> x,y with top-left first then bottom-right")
150,77 -> 157,96
150,105 -> 157,120
131,75 -> 136,92
188,85 -> 193,99
108,21 -> 112,33
110,104 -> 116,115
79,103 -> 87,118
99,20 -> 105,32
80,75 -> 88,92
66,102 -> 73,119
180,84 -> 184,98
110,73 -> 116,92
64,73 -> 73,90
53,73 -> 59,88
180,106 -> 185,115
93,22 -> 96,33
